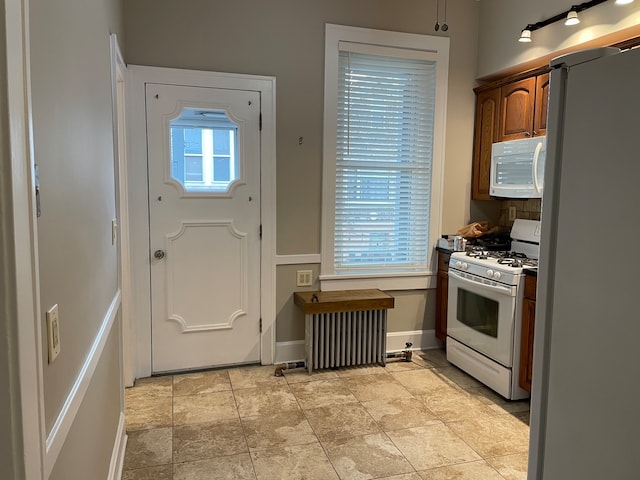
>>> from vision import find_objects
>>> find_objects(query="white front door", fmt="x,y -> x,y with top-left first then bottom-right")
146,83 -> 261,373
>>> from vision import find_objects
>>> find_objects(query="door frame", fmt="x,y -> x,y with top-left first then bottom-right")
1,0 -> 47,476
127,65 -> 277,378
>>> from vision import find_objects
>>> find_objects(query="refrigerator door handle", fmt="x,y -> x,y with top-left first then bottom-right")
532,140 -> 543,194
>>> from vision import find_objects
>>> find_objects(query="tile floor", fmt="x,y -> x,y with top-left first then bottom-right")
122,349 -> 530,480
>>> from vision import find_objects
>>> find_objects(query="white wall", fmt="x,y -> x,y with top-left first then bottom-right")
477,0 -> 640,79
27,0 -> 126,475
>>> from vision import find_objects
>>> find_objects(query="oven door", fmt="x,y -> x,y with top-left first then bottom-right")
447,269 -> 517,367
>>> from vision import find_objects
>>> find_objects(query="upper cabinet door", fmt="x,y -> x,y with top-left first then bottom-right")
534,73 -> 550,137
472,88 -> 501,200
499,77 -> 536,141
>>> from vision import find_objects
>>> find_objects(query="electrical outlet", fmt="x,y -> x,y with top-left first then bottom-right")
296,270 -> 313,287
46,304 -> 61,363
508,206 -> 517,222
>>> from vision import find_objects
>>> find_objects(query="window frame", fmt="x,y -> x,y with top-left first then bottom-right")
320,24 -> 449,291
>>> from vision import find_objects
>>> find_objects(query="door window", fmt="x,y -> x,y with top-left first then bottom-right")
170,108 -> 238,192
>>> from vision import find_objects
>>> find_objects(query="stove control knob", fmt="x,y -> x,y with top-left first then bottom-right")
455,261 -> 463,269
462,262 -> 468,271
493,271 -> 502,280
486,269 -> 494,277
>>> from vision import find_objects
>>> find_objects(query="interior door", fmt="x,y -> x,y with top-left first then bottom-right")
146,83 -> 261,373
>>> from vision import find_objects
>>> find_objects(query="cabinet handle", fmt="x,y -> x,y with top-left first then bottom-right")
524,131 -> 531,137
532,131 -> 537,137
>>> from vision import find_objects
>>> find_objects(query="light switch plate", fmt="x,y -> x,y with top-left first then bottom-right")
46,304 -> 61,363
296,270 -> 313,287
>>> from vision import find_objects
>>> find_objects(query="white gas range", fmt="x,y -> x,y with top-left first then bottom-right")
446,219 -> 540,400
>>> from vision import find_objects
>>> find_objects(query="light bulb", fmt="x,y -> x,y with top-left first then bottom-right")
519,29 -> 532,43
565,11 -> 580,26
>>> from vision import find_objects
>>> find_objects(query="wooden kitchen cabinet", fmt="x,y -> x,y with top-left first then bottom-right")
499,77 -> 536,142
533,73 -> 550,137
519,274 -> 537,392
471,70 -> 550,200
435,251 -> 451,342
472,88 -> 501,200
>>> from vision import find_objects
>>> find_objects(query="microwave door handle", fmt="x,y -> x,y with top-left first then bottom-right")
532,141 -> 543,194
448,270 -> 515,297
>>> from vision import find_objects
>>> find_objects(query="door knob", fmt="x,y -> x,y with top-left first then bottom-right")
154,249 -> 165,260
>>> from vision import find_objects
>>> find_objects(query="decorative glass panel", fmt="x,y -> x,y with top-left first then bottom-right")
170,108 -> 239,192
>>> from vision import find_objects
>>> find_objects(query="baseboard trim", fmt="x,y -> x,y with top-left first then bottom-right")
274,330 -> 441,364
386,329 -> 440,352
274,340 -> 306,363
108,412 -> 127,480
45,290 -> 121,477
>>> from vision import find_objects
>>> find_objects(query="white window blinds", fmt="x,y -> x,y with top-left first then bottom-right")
334,47 -> 437,274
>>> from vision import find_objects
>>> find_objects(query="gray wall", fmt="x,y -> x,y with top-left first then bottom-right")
477,0 -> 640,79
28,0 -> 124,474
124,0 -> 497,348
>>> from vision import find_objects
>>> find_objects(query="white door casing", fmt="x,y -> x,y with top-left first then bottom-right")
146,83 -> 261,372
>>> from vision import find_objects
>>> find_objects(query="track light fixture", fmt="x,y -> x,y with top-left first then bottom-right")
518,0 -> 632,43
519,27 -> 533,43
565,9 -> 580,25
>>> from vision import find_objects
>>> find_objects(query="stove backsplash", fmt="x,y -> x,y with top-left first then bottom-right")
498,199 -> 542,228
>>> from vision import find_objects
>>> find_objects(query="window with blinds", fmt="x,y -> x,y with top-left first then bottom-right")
334,49 -> 436,274
322,25 -> 449,287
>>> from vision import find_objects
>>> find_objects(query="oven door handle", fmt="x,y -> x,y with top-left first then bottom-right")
448,270 -> 515,297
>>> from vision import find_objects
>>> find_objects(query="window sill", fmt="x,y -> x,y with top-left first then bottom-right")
319,273 -> 437,291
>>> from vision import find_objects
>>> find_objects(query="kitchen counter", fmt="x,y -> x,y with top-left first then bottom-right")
436,246 -> 456,255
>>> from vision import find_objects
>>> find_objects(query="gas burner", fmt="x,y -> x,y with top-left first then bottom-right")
497,257 -> 524,268
465,248 -> 490,259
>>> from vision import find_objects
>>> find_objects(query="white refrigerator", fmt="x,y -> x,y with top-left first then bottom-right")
529,47 -> 640,479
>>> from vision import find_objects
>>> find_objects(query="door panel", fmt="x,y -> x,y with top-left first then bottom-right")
146,83 -> 261,372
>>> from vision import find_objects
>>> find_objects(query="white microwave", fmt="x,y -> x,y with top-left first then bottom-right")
490,136 -> 546,198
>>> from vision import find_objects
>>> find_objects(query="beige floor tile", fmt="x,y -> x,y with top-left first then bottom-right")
124,427 -> 172,470
173,391 -> 238,425
414,349 -> 451,368
362,397 -> 439,432
173,453 -> 256,480
241,410 -> 317,451
422,387 -> 495,423
486,452 -> 529,480
173,418 -> 247,463
234,384 -> 300,417
125,376 -> 173,402
377,474 -> 423,480
466,386 -> 531,416
173,370 -> 231,396
447,414 -> 530,458
434,366 -> 484,390
125,396 -> 173,431
250,442 -> 339,480
418,460 -> 505,479
122,464 -> 172,480
386,424 -> 481,471
228,365 -> 287,389
390,369 -> 459,396
383,360 -> 426,373
334,364 -> 389,377
290,379 -> 357,409
324,433 -> 415,479
283,368 -> 339,384
305,402 -> 380,442
343,372 -> 413,403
